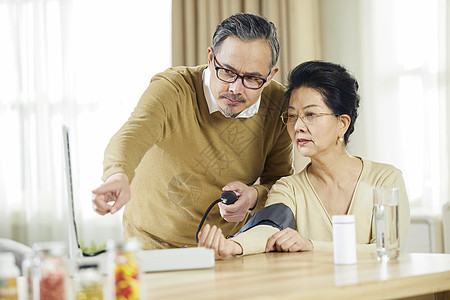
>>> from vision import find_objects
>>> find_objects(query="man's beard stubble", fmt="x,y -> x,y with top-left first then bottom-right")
220,92 -> 246,118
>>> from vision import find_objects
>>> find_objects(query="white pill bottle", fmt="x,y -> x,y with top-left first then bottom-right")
0,252 -> 20,300
332,214 -> 357,264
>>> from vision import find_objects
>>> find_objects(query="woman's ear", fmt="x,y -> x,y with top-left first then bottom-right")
338,114 -> 351,136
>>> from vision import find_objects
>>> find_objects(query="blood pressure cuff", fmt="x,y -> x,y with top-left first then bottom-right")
229,203 -> 296,238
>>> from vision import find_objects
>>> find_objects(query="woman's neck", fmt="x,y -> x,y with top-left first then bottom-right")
307,152 -> 361,185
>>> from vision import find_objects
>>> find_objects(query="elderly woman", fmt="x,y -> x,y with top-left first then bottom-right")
198,61 -> 410,258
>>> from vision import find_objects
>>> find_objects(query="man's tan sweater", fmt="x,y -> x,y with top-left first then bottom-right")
102,65 -> 293,249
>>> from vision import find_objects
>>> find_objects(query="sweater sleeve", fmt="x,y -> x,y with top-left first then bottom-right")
251,128 -> 293,211
231,177 -> 297,255
102,71 -> 185,182
231,225 -> 279,255
250,82 -> 294,210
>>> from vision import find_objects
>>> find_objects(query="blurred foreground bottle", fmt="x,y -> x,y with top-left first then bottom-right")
0,252 -> 20,300
113,239 -> 141,300
32,241 -> 66,300
74,263 -> 103,300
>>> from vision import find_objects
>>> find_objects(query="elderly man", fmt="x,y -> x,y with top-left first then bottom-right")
92,13 -> 293,249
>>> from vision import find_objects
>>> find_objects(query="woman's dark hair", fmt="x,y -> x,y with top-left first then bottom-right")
212,13 -> 279,70
285,61 -> 360,144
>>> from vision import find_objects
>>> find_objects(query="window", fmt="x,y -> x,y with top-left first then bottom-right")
0,0 -> 172,245
360,0 -> 448,210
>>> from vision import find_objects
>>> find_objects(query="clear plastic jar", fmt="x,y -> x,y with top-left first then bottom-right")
33,241 -> 66,300
74,263 -> 103,300
113,239 -> 141,300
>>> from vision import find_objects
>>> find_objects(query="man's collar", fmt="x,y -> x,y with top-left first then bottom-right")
202,67 -> 261,118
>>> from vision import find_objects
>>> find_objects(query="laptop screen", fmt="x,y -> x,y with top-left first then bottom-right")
62,125 -> 81,259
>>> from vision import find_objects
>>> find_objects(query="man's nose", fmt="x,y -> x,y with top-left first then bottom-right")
229,77 -> 245,94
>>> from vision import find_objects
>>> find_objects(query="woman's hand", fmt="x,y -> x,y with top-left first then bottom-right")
265,228 -> 313,253
198,224 -> 243,259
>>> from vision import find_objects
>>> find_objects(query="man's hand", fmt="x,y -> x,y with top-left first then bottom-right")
91,172 -> 130,215
218,181 -> 258,222
265,228 -> 313,253
198,224 -> 243,259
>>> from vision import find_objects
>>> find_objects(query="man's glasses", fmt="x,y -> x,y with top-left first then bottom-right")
213,55 -> 270,90
280,111 -> 338,125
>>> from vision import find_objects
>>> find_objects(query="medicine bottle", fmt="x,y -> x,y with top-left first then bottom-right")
0,252 -> 20,300
74,263 -> 103,300
332,214 -> 357,264
114,239 -> 141,300
33,241 -> 66,300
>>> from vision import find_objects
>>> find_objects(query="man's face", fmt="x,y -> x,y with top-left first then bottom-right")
207,36 -> 278,117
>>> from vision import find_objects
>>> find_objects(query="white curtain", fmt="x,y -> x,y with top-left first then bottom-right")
320,0 -> 448,211
0,0 -> 172,248
358,0 -> 448,211
0,0 -> 72,246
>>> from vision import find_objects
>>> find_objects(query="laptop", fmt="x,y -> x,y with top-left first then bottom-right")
62,125 -> 215,273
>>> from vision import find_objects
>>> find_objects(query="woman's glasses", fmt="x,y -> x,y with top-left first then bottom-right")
280,111 -> 338,125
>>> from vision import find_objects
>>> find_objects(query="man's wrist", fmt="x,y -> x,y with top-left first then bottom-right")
247,186 -> 258,212
106,172 -> 128,183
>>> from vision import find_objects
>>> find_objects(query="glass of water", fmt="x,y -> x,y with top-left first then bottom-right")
373,187 -> 400,261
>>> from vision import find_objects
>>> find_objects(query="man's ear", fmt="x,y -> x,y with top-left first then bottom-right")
264,65 -> 279,86
207,47 -> 214,66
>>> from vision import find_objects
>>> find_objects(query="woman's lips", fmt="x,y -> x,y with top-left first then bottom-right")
297,138 -> 311,146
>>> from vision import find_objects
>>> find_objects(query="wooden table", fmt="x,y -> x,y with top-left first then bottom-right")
144,251 -> 450,300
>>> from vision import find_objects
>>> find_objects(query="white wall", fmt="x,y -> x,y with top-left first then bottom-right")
318,0 -> 367,157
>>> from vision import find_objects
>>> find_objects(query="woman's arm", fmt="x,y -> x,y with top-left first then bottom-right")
198,224 -> 243,259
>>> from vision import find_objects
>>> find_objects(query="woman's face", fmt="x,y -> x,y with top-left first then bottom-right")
286,86 -> 342,158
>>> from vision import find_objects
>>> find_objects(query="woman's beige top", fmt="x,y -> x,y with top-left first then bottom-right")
232,158 -> 410,255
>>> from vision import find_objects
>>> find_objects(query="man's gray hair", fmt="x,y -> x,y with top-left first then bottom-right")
212,13 -> 280,70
